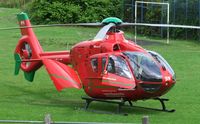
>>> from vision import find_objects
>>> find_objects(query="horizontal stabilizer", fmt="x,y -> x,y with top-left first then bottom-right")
42,59 -> 82,91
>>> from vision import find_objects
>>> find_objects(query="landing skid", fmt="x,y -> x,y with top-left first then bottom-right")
81,97 -> 175,114
152,98 -> 175,112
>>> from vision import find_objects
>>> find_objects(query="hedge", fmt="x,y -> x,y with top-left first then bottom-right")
25,0 -> 122,24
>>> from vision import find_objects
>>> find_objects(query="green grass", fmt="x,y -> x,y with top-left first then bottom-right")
1,8 -> 200,123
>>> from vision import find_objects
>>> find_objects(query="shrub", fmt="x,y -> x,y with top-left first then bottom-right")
25,0 -> 122,24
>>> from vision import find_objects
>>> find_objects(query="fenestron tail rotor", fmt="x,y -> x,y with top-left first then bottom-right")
22,43 -> 32,67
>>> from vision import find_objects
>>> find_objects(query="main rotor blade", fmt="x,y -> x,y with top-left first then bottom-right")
93,23 -> 116,40
121,23 -> 200,29
2,22 -> 200,30
0,23 -> 102,30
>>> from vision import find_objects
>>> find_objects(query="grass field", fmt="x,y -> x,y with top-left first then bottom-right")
1,8 -> 200,124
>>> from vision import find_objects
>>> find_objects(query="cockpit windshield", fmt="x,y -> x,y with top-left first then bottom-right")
123,52 -> 162,82
148,50 -> 175,80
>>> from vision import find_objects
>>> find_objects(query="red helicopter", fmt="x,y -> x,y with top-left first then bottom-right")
13,12 -> 176,113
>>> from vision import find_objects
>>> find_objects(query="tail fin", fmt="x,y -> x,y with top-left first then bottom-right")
17,12 -> 36,36
14,12 -> 43,82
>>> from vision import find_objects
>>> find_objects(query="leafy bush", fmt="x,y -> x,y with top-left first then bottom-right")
25,0 -> 122,24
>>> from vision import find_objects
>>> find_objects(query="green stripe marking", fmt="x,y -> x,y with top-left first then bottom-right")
102,79 -> 133,87
50,74 -> 78,86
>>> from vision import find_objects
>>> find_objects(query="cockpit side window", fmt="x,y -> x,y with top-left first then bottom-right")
107,57 -> 115,73
106,55 -> 132,79
91,58 -> 98,72
102,57 -> 107,73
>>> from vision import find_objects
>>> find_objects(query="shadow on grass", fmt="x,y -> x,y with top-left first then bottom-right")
3,81 -> 83,106
4,81 -> 170,115
81,101 -> 164,115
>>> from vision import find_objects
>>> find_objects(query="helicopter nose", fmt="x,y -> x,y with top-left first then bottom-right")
164,75 -> 176,86
162,76 -> 176,94
139,76 -> 176,94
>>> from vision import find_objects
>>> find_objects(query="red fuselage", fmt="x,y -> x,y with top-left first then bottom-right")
70,31 -> 175,101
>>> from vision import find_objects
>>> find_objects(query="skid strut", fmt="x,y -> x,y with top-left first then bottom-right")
154,98 -> 175,112
82,97 -> 127,113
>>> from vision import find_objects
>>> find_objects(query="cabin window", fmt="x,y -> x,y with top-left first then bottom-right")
107,55 -> 132,79
102,57 -> 107,73
91,58 -> 98,72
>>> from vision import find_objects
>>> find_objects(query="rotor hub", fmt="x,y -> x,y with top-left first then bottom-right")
102,17 -> 123,25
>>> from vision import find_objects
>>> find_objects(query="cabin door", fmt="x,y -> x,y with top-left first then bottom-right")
102,55 -> 136,89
